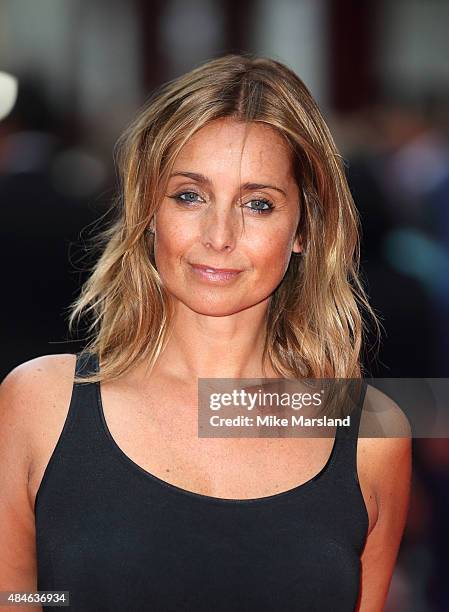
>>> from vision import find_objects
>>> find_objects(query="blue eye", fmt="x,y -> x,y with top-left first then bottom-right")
172,191 -> 202,204
245,199 -> 274,215
169,191 -> 274,215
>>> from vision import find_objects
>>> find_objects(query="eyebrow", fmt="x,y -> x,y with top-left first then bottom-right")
169,171 -> 287,197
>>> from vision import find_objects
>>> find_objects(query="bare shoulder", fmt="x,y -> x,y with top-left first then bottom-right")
363,383 -> 412,436
1,353 -> 77,389
358,383 -> 412,503
0,354 -> 77,483
0,354 -> 77,427
0,354 -> 77,588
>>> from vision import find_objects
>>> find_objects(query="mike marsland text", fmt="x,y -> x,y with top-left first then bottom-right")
208,414 -> 351,427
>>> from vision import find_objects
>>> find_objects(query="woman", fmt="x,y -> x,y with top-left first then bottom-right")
0,54 -> 411,611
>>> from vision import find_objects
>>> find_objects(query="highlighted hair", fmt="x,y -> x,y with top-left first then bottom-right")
68,53 -> 381,383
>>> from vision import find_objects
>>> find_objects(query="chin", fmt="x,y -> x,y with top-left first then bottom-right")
184,300 -> 246,317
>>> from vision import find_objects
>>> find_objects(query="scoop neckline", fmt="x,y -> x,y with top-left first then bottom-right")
93,377 -> 343,506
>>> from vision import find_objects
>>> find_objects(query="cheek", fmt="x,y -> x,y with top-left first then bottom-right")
153,225 -> 188,271
250,234 -> 293,279
152,238 -> 185,298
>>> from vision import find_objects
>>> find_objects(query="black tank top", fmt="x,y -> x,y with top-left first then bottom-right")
35,352 -> 369,611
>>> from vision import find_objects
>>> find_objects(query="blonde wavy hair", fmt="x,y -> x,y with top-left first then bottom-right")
68,53 -> 381,384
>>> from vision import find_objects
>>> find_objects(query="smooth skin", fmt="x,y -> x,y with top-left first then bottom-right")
0,118 -> 411,611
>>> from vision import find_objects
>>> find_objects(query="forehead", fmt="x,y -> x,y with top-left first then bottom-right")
171,118 -> 294,181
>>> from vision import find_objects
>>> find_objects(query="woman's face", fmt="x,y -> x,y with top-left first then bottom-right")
152,117 -> 302,316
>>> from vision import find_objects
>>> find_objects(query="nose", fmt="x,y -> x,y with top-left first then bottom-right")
200,206 -> 241,252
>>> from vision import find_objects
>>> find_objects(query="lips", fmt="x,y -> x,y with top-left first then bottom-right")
190,263 -> 242,273
189,263 -> 242,283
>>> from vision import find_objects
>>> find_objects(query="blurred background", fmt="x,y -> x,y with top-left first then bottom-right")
0,0 -> 448,609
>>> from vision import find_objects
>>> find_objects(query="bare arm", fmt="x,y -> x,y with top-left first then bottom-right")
0,355 -> 74,611
0,363 -> 39,608
357,392 -> 413,611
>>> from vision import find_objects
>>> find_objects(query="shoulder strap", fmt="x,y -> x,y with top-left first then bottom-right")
63,350 -> 104,443
35,350 -> 102,514
75,350 -> 99,379
333,378 -> 368,487
339,378 -> 367,440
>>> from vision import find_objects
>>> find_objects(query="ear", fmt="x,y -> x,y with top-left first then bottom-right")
292,234 -> 303,255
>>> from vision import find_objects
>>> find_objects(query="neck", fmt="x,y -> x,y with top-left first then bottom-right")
153,299 -> 277,381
